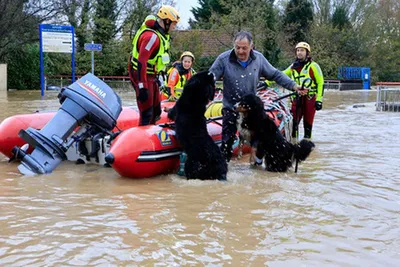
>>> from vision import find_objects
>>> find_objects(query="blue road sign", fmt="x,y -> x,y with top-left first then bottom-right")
84,43 -> 102,51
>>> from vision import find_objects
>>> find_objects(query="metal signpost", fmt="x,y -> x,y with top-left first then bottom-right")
84,42 -> 102,74
39,24 -> 75,96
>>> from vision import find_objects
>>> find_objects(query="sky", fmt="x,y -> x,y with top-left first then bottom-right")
174,0 -> 200,29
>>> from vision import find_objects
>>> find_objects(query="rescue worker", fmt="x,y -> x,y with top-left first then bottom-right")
283,42 -> 324,139
162,51 -> 196,101
128,5 -> 180,125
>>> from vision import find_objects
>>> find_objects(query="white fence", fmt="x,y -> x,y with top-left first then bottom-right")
45,75 -> 133,91
376,86 -> 400,112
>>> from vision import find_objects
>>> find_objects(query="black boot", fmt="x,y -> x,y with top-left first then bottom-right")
304,122 -> 313,139
292,119 -> 299,139
152,104 -> 162,124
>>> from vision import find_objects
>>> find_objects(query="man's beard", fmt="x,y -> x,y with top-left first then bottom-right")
296,56 -> 306,62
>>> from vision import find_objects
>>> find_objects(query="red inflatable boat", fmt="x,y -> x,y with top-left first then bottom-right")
0,103 -> 175,159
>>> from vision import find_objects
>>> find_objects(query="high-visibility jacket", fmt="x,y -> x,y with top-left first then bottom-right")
131,15 -> 170,74
164,66 -> 196,98
283,60 -> 324,102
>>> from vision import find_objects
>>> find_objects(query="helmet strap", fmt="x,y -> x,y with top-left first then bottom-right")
163,19 -> 171,33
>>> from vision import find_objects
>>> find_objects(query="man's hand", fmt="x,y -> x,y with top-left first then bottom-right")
257,81 -> 267,89
137,88 -> 148,103
315,101 -> 323,111
293,84 -> 308,96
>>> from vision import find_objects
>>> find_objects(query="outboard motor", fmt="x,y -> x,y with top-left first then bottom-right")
12,73 -> 122,175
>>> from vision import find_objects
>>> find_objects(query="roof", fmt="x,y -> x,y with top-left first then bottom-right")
171,29 -> 232,57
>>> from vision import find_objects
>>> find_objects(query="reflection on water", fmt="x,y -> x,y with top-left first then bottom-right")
0,89 -> 400,266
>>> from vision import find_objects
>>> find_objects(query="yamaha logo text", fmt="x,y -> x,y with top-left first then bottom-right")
84,80 -> 107,98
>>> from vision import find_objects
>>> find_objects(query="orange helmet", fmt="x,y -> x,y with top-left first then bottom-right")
157,5 -> 180,23
295,42 -> 311,52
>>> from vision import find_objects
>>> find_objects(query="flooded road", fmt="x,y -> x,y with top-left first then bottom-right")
0,89 -> 399,266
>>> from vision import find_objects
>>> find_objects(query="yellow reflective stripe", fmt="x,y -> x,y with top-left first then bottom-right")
131,57 -> 155,73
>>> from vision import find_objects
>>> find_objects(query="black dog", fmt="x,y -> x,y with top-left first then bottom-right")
236,93 -> 315,172
167,70 -> 227,180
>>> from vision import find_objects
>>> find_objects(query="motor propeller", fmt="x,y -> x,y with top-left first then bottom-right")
8,144 -> 29,163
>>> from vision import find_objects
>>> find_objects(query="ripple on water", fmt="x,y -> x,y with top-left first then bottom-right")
1,91 -> 400,265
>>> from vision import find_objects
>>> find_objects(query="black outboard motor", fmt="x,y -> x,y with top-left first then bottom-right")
12,73 -> 122,175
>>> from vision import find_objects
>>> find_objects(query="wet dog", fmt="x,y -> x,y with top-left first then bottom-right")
167,70 -> 227,180
236,93 -> 315,172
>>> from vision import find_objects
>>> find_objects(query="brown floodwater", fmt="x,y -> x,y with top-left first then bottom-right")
0,89 -> 399,266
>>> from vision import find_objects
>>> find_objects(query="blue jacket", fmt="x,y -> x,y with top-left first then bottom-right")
210,49 -> 296,110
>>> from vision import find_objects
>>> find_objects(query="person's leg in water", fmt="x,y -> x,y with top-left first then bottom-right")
220,108 -> 238,162
303,95 -> 316,139
290,96 -> 304,141
177,152 -> 187,176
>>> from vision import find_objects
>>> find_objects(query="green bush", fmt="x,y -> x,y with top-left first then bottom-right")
7,43 -> 41,90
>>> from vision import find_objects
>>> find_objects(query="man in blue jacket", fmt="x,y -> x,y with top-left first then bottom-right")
210,31 -> 306,162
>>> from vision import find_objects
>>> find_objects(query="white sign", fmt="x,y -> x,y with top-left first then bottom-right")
41,25 -> 73,53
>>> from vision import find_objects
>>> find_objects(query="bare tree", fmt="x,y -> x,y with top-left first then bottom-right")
311,0 -> 377,27
0,0 -> 59,60
48,0 -> 92,51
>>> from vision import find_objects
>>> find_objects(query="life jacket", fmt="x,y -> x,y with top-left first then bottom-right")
131,15 -> 170,74
290,60 -> 321,95
163,62 -> 196,98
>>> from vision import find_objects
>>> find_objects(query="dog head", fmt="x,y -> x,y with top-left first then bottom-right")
235,93 -> 265,117
235,93 -> 266,133
181,70 -> 216,105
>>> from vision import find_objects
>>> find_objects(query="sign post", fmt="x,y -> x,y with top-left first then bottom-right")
39,24 -> 75,97
84,42 -> 102,74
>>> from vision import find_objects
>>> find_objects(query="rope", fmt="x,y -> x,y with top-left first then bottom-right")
259,88 -> 293,132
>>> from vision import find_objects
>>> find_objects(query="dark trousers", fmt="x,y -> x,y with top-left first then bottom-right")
220,107 -> 238,162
